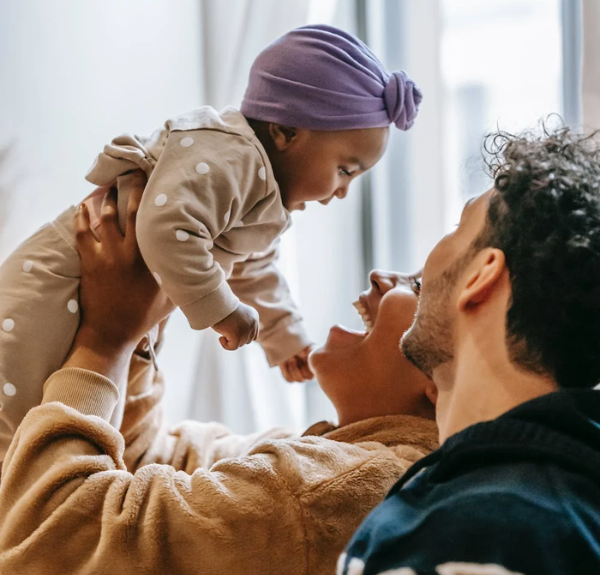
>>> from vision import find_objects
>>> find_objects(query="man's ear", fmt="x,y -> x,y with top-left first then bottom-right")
269,124 -> 298,151
457,248 -> 506,311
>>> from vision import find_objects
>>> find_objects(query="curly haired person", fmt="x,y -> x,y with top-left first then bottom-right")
341,124 -> 600,575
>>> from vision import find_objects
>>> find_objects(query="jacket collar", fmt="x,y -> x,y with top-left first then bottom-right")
303,415 -> 439,452
392,388 -> 600,493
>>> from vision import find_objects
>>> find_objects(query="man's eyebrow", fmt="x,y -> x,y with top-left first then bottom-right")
458,197 -> 477,220
464,197 -> 476,210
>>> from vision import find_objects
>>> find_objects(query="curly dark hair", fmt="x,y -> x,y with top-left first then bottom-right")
478,122 -> 600,388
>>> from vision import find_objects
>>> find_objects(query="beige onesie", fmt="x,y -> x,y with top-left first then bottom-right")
0,106 -> 311,463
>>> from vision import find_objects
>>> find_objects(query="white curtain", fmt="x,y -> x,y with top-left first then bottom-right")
364,0 -> 445,273
583,0 -> 600,129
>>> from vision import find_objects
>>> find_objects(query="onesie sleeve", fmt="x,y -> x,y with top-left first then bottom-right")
229,242 -> 313,366
135,129 -> 270,330
0,369 -> 308,575
85,130 -> 165,185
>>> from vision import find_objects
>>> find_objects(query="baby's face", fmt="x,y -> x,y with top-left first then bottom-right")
276,126 -> 389,211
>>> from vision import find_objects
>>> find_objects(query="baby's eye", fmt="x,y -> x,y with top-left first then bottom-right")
339,167 -> 353,177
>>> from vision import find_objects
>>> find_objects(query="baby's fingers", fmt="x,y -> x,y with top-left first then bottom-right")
280,362 -> 294,383
219,334 -> 241,351
299,359 -> 314,381
285,357 -> 303,383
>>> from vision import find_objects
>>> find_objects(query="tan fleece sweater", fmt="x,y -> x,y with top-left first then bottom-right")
86,106 -> 310,365
0,356 -> 438,575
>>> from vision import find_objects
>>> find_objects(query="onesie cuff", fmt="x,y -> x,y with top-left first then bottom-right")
260,320 -> 313,367
42,368 -> 119,422
181,283 -> 240,330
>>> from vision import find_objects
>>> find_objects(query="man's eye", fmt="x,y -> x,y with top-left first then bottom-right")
339,167 -> 352,177
411,277 -> 422,295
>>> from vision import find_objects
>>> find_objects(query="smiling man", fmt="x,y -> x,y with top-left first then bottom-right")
340,126 -> 600,575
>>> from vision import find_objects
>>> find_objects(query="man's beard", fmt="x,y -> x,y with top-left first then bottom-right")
401,250 -> 475,378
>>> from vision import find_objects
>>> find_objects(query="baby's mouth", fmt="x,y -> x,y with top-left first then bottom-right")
352,299 -> 374,334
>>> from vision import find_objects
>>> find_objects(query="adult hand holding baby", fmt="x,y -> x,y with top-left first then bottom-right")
74,175 -> 175,356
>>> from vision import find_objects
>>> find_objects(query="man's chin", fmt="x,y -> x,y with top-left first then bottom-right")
400,324 -> 438,380
400,328 -> 422,371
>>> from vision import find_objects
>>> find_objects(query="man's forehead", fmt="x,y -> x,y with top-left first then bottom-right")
461,189 -> 493,218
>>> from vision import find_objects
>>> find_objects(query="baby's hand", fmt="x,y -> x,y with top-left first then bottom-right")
213,303 -> 259,351
279,345 -> 315,383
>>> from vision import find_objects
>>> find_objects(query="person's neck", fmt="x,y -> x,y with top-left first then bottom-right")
336,392 -> 435,428
246,117 -> 271,152
433,343 -> 558,444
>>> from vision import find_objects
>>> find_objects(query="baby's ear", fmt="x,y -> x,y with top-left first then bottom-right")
269,124 -> 298,150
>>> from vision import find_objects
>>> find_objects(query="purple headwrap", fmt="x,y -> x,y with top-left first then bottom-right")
241,24 -> 422,131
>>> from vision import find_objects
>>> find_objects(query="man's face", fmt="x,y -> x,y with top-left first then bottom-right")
401,189 -> 493,378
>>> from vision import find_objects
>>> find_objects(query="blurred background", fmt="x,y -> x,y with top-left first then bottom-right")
0,0 -> 597,432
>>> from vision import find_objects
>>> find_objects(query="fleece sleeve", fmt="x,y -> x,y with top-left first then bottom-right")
0,368 -> 308,575
85,131 -> 164,185
228,242 -> 312,366
135,129 -> 272,330
120,354 -> 297,473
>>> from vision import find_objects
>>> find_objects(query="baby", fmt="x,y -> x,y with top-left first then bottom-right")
0,25 -> 421,462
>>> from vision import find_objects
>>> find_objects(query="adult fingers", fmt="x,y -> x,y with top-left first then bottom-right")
74,204 -> 98,257
98,188 -> 122,242
125,171 -> 146,246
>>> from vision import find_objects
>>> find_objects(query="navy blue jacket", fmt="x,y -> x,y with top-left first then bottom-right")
341,390 -> 600,575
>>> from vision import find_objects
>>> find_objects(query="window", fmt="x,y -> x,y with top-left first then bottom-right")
440,0 -> 563,227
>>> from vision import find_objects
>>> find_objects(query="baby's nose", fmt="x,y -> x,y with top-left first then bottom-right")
335,186 -> 349,199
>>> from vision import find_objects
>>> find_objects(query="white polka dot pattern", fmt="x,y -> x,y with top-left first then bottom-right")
180,137 -> 194,148
258,166 -> 267,181
3,383 -> 16,397
67,299 -> 79,314
176,230 -> 190,242
2,318 -> 14,332
22,260 -> 34,273
196,162 -> 210,175
155,194 -> 168,207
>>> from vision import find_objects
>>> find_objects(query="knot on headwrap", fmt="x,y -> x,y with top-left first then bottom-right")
240,24 -> 422,132
384,71 -> 423,131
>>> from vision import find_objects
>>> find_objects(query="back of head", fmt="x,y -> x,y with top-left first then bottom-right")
481,123 -> 600,389
241,24 -> 422,131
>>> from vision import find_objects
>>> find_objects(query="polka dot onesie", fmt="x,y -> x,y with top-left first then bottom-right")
0,106 -> 311,463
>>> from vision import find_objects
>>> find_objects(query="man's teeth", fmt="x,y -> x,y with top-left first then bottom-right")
352,301 -> 373,333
